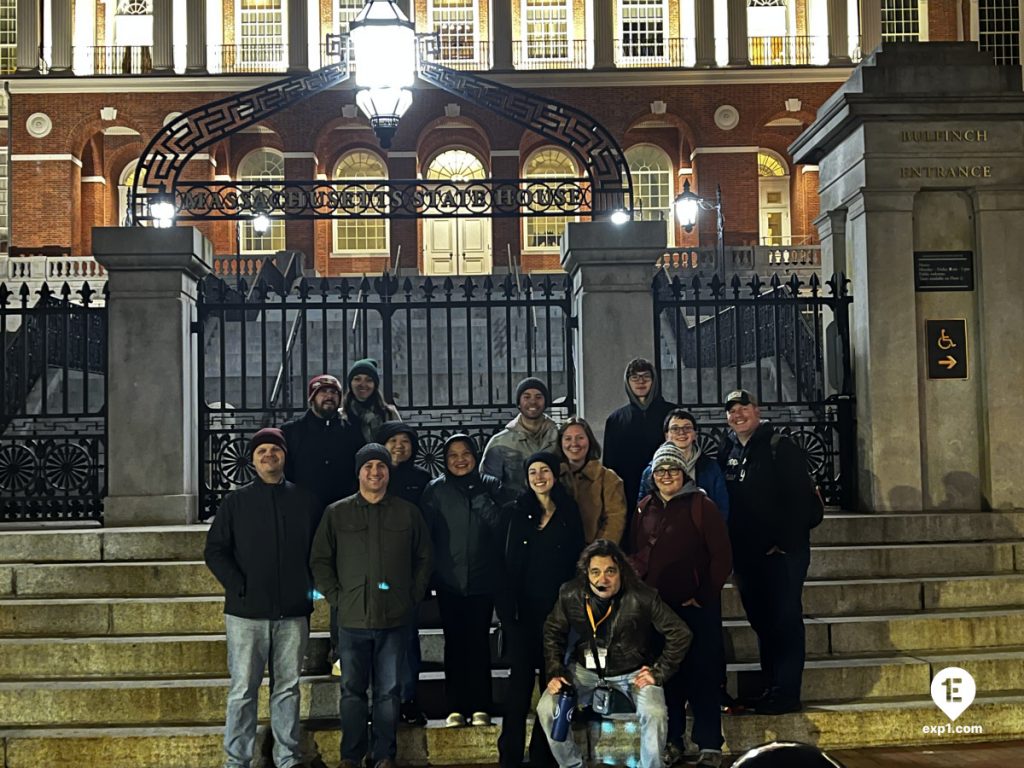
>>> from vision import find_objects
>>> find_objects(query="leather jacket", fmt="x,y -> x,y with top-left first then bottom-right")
543,576 -> 692,685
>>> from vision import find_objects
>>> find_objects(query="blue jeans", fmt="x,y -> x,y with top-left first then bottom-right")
338,626 -> 404,763
399,607 -> 421,702
537,664 -> 667,768
223,614 -> 309,768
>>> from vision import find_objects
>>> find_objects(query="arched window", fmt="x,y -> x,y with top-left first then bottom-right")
522,147 -> 577,251
118,161 -> 139,227
238,148 -> 286,254
425,149 -> 487,181
626,144 -> 673,244
757,150 -> 791,246
333,150 -> 389,255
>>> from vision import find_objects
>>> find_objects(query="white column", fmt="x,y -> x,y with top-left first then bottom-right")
491,0 -> 513,69
49,0 -> 72,72
185,0 -> 208,73
695,0 -> 716,67
288,0 -> 309,71
859,0 -> 881,56
153,0 -> 175,72
593,0 -> 614,69
726,0 -> 748,66
16,0 -> 40,73
828,0 -> 851,63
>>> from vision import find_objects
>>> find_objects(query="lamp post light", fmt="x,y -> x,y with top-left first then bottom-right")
150,195 -> 176,228
349,0 -> 417,148
674,179 -> 725,279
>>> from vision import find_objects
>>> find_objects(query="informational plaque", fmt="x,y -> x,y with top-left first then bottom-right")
914,252 -> 975,292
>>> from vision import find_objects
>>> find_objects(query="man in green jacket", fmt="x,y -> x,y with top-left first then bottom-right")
310,443 -> 433,768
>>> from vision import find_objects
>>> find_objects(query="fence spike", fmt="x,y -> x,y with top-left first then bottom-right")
402,277 -> 414,296
482,275 -> 494,296
421,276 -> 436,300
0,282 -> 10,307
442,277 -> 454,295
236,278 -> 248,300
709,273 -> 723,298
788,272 -> 804,296
808,272 -> 821,296
358,276 -> 372,295
297,277 -> 311,301
461,277 -> 476,299
769,273 -> 782,290
79,282 -> 95,305
38,282 -> 53,303
749,273 -> 763,297
60,282 -> 72,301
336,278 -> 351,299
540,274 -> 554,298
501,273 -> 516,299
729,273 -> 742,299
689,274 -> 702,297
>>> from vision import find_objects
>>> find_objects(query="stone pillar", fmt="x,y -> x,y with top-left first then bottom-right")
827,0 -> 851,64
185,0 -> 208,74
491,0 -> 513,69
93,227 -> 212,525
859,0 -> 881,56
695,0 -> 716,68
727,0 -> 749,66
16,0 -> 40,73
49,0 -> 73,73
593,0 -> 614,69
815,207 -> 848,277
560,221 -> 666,444
153,0 -> 175,73
288,0 -> 309,72
791,43 -> 1024,511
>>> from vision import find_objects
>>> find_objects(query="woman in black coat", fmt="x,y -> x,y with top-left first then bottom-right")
421,434 -> 506,728
497,452 -> 585,768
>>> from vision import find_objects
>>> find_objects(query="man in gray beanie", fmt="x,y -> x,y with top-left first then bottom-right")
481,376 -> 559,501
310,444 -> 433,768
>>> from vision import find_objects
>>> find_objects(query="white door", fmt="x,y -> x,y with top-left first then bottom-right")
758,177 -> 791,246
424,217 -> 492,276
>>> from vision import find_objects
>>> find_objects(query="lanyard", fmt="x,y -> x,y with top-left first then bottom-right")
586,599 -> 613,633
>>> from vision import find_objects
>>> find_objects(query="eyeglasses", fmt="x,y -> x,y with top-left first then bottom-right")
667,425 -> 695,435
653,467 -> 683,478
628,373 -> 653,383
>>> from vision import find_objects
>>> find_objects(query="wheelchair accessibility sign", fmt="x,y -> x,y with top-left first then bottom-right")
926,320 -> 968,380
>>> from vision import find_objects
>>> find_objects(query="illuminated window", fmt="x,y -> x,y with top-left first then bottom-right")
881,0 -> 921,41
238,0 -> 286,69
0,0 -> 15,74
333,151 -> 389,254
626,145 -> 673,242
758,152 -> 786,177
523,148 -> 577,251
238,149 -> 286,254
618,0 -> 666,62
336,0 -> 363,32
523,0 -> 571,60
430,0 -> 479,63
979,0 -> 1020,65
425,149 -> 487,181
0,147 -> 7,245
757,151 -> 791,246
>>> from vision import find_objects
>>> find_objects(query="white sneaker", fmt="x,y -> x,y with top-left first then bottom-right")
697,749 -> 723,767
331,660 -> 341,677
445,712 -> 467,727
470,711 -> 491,726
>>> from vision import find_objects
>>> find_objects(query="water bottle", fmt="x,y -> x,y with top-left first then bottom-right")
551,682 -> 577,742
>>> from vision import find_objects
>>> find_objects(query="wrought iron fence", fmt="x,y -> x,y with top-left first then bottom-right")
513,40 -> 588,70
652,270 -> 855,507
198,269 -> 575,517
0,281 -> 107,522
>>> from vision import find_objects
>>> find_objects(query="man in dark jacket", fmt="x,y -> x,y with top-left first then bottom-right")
537,539 -> 692,768
718,389 -> 821,715
310,444 -> 433,768
204,427 -> 320,768
376,421 -> 433,726
603,358 -> 676,529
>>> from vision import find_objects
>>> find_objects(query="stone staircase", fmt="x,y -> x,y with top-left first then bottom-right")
1,512 -> 1024,767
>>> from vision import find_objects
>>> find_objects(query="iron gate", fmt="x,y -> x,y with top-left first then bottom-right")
197,264 -> 575,517
653,270 -> 856,508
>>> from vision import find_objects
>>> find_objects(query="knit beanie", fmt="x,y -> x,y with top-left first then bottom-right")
250,427 -> 287,455
355,442 -> 392,473
515,377 -> 550,407
376,421 -> 419,456
523,451 -> 561,478
651,442 -> 688,474
348,358 -> 381,389
307,373 -> 342,401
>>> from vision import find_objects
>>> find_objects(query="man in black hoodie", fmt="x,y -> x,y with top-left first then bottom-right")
603,358 -> 676,528
204,427 -> 320,768
376,421 -> 433,726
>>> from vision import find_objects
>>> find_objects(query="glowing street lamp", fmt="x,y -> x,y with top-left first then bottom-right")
349,0 -> 417,148
673,179 -> 725,277
150,195 -> 176,228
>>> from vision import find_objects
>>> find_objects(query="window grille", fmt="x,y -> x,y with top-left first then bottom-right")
425,149 -> 487,181
626,145 -> 672,229
431,0 -> 478,62
238,149 -> 286,254
0,0 -> 15,74
523,0 -> 571,60
757,152 -> 787,177
619,0 -> 666,60
337,0 -> 363,32
881,0 -> 920,42
239,0 -> 285,67
333,151 -> 389,254
979,0 -> 1021,65
523,148 -> 576,250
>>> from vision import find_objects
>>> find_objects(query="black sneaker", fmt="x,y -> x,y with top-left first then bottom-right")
400,701 -> 427,726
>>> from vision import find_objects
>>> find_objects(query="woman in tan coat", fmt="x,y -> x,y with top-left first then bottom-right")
557,416 -> 627,544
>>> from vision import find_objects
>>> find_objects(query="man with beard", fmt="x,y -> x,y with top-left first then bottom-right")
282,374 -> 364,675
482,377 -> 560,501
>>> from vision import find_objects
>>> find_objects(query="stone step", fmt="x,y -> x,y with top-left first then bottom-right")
2,692 -> 1023,766
805,541 -> 1018,580
1,510 -> 1023,565
827,608 -> 1024,654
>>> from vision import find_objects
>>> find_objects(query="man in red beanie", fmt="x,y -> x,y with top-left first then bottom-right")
204,427 -> 321,768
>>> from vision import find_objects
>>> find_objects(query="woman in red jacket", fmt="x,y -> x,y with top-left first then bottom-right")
630,442 -> 732,768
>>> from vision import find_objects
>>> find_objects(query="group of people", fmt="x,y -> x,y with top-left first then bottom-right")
204,356 -> 823,768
